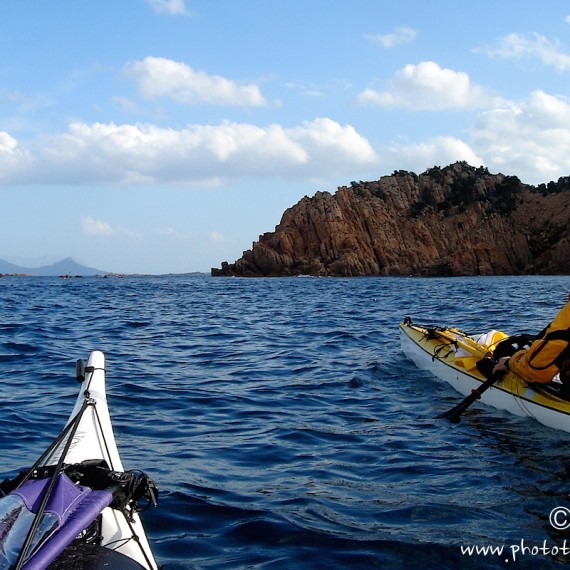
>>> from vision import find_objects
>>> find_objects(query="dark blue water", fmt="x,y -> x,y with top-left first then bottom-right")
2,275 -> 570,569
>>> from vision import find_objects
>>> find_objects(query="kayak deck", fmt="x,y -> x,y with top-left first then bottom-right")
400,318 -> 570,432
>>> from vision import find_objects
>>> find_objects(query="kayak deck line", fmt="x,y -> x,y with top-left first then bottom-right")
400,319 -> 570,432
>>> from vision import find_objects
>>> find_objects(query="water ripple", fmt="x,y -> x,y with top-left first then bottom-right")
1,275 -> 570,568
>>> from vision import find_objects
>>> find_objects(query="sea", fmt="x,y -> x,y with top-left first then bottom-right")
2,274 -> 570,570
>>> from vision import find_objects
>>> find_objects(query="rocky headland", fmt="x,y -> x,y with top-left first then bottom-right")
211,162 -> 570,277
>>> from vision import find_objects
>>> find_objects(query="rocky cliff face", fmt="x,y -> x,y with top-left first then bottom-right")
212,162 -> 570,277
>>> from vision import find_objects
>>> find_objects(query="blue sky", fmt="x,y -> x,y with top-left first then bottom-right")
2,0 -> 570,274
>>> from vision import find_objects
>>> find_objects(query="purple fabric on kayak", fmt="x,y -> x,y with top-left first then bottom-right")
22,488 -> 113,570
13,474 -> 91,527
2,474 -> 114,570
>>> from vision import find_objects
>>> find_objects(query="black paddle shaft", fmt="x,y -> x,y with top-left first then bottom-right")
437,370 -> 506,422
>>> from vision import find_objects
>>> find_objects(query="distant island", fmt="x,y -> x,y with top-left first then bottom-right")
212,161 -> 570,277
0,258 -> 211,278
0,257 -> 108,277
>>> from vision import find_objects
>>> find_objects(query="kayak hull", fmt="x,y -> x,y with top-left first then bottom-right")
400,319 -> 570,433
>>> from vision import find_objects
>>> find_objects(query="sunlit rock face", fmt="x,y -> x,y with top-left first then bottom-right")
212,162 -> 570,277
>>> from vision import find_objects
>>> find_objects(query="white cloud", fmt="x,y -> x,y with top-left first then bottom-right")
379,89 -> 570,185
82,217 -> 115,236
471,90 -> 570,183
357,61 -> 498,110
478,32 -> 570,72
384,136 -> 483,173
0,131 -> 34,178
146,0 -> 189,16
365,26 -> 417,48
156,227 -> 176,236
8,80 -> 570,190
124,56 -> 267,107
120,227 -> 144,240
285,80 -> 326,98
82,217 -> 142,239
288,117 -> 377,167
0,118 -> 377,185
155,227 -> 187,240
209,232 -> 224,243
112,96 -> 140,113
0,132 -> 20,153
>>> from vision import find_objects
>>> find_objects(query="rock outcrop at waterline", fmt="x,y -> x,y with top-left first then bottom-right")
211,162 -> 570,277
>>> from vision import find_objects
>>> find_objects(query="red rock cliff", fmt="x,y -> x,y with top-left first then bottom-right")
212,162 -> 570,277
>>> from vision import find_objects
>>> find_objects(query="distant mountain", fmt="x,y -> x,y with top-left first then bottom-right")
0,259 -> 30,274
0,257 -> 108,276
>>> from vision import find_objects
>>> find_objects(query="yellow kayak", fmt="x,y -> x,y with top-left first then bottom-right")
400,317 -> 570,432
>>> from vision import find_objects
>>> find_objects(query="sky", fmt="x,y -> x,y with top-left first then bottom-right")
2,0 -> 570,274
